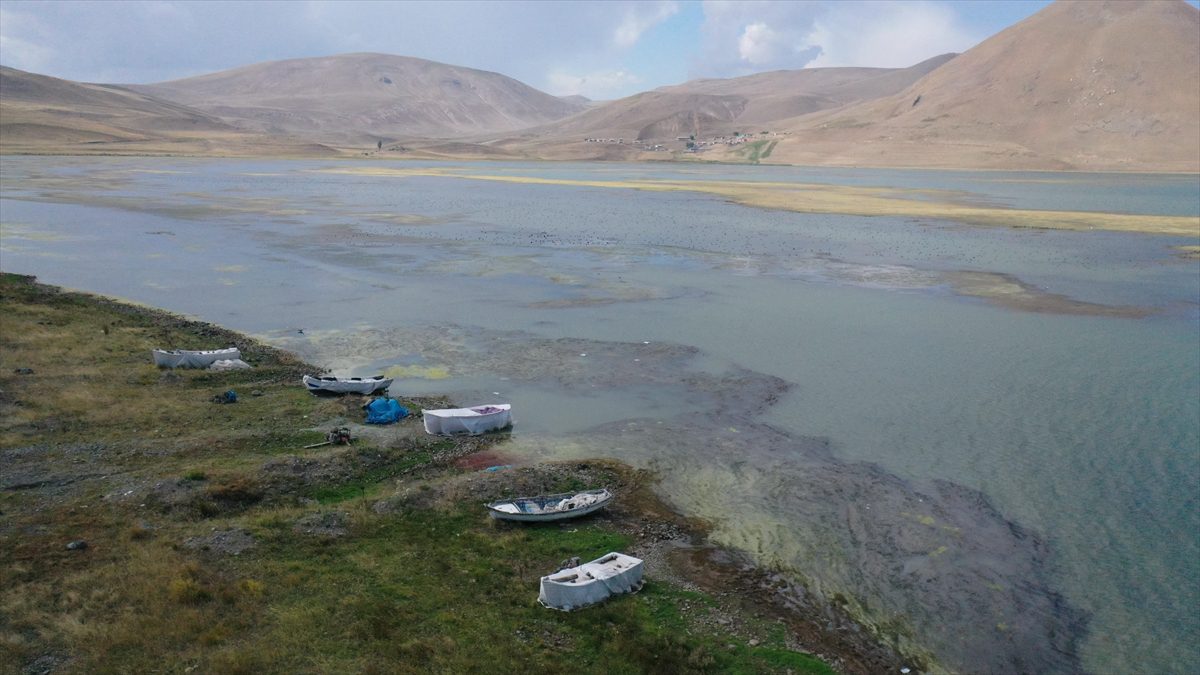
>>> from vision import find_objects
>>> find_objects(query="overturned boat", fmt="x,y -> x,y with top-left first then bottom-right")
538,552 -> 644,611
302,374 -> 393,395
152,347 -> 241,369
422,404 -> 512,435
487,488 -> 613,522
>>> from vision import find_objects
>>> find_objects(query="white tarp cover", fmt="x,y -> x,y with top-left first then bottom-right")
210,359 -> 251,371
422,404 -> 512,435
302,375 -> 393,395
538,552 -> 644,611
153,348 -> 241,369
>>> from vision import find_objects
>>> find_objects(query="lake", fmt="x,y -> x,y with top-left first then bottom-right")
2,156 -> 1197,673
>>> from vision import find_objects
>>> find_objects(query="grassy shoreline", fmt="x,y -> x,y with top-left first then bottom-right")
0,273 -> 911,674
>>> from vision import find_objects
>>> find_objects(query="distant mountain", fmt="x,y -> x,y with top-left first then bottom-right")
505,55 -> 956,154
558,94 -> 594,106
766,0 -> 1200,171
132,53 -> 587,143
0,66 -> 332,155
3,1 -> 1196,172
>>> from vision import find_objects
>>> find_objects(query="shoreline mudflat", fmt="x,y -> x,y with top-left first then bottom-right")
0,272 -> 908,674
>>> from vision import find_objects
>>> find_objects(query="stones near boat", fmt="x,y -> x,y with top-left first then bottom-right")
65,540 -> 87,550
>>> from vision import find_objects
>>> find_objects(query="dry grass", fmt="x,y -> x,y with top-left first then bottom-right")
316,166 -> 1200,237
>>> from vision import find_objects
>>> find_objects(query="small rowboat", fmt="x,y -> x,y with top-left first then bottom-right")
152,347 -> 241,369
422,403 -> 512,435
486,488 -> 612,522
539,552 -> 644,611
302,374 -> 393,395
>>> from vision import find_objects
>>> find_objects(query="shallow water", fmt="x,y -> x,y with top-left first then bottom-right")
2,156 -> 1197,673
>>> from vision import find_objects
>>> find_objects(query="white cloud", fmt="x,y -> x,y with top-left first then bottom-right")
0,8 -> 56,74
613,1 -> 679,48
806,2 -> 981,68
695,0 -> 983,78
546,68 -> 643,99
738,22 -> 783,65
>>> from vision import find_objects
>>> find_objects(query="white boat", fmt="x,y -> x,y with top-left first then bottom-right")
538,552 -> 644,611
152,347 -> 241,369
302,374 -> 393,395
487,489 -> 613,522
422,404 -> 512,435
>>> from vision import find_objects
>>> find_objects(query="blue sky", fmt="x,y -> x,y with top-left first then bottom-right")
0,1 -> 1184,99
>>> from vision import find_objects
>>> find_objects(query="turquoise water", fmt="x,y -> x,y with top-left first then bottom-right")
1,156 -> 1197,673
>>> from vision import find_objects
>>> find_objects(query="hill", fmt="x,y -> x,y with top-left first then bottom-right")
762,0 -> 1200,171
133,53 -> 587,144
500,55 -> 956,159
0,66 -> 335,156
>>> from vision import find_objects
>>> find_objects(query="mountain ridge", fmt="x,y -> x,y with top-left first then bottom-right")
2,0 -> 1197,171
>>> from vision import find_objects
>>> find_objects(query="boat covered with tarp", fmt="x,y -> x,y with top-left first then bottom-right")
538,552 -> 644,611
422,404 -> 512,435
153,347 -> 241,369
302,374 -> 392,395
487,488 -> 613,522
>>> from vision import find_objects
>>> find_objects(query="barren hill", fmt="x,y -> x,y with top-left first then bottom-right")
0,66 -> 334,156
763,0 -> 1200,171
133,53 -> 586,144
502,55 -> 956,158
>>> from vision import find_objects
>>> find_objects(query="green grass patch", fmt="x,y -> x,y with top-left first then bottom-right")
739,139 -> 779,164
0,273 -> 836,674
225,504 -> 829,673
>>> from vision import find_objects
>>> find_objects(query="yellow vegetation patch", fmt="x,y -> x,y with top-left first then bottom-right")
1172,245 -> 1200,260
383,364 -> 451,380
316,166 -> 1200,237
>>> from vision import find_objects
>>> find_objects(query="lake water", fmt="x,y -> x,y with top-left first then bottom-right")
2,156 -> 1197,673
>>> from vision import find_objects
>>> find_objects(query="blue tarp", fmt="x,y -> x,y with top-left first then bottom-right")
365,397 -> 408,425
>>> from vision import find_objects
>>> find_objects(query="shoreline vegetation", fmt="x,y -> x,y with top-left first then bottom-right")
0,273 -> 912,674
314,166 -> 1200,238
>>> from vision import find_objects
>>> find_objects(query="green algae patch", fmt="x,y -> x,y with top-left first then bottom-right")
317,166 -> 1200,237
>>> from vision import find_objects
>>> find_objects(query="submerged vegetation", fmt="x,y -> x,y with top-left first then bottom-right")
0,272 -> 839,673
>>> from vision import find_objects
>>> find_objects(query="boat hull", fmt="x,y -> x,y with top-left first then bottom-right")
152,347 -> 241,368
486,489 -> 612,522
423,404 -> 512,435
302,375 -> 393,395
538,552 -> 644,611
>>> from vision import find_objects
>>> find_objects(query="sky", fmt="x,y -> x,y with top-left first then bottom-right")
0,0 -> 1157,100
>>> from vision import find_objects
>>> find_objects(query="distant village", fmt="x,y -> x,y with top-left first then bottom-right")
583,130 -> 790,153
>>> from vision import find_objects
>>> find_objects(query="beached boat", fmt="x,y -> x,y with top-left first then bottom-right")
422,403 -> 512,435
538,552 -> 644,611
152,347 -> 241,369
486,488 -> 613,522
302,374 -> 393,395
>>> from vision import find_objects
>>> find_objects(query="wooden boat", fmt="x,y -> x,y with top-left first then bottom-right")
302,374 -> 393,395
538,552 -> 644,611
422,403 -> 512,435
486,488 -> 613,522
152,347 -> 241,369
